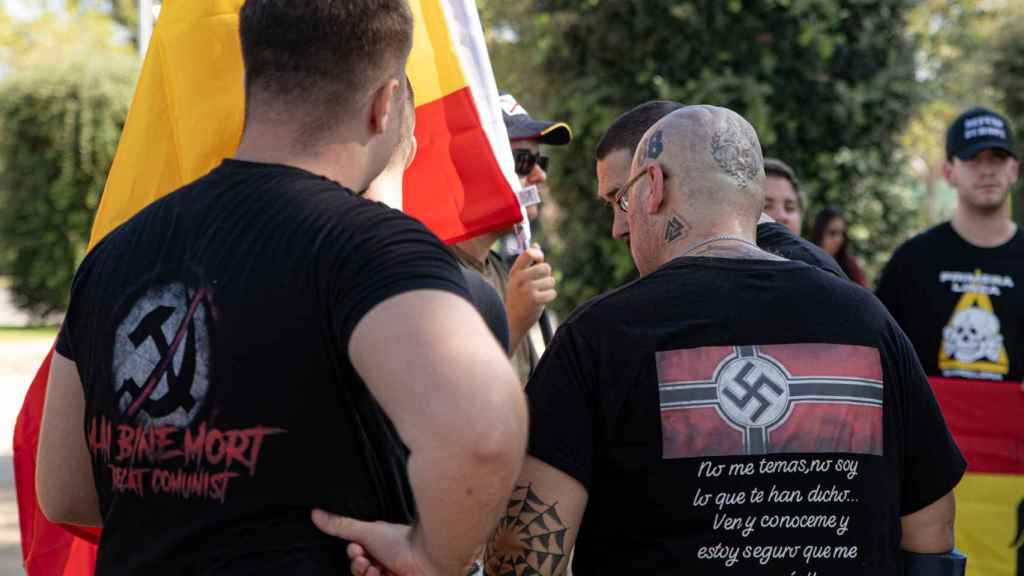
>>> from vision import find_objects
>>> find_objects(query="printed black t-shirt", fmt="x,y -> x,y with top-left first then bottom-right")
876,221 -> 1024,382
55,159 -> 470,575
526,257 -> 965,575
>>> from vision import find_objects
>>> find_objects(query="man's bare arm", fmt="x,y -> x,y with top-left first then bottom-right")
348,289 -> 528,574
901,490 -> 956,554
484,456 -> 588,576
37,351 -> 101,527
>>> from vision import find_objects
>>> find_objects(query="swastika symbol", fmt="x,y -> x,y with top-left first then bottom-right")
721,362 -> 785,422
715,356 -> 790,428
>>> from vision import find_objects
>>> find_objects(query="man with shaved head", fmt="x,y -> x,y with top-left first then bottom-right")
595,100 -> 844,277
479,106 -> 965,575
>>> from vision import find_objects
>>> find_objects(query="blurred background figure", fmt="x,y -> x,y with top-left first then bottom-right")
812,205 -> 868,287
762,158 -> 805,236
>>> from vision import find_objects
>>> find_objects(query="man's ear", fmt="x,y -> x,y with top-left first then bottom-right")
1009,157 -> 1020,184
404,136 -> 418,170
942,158 -> 955,185
369,78 -> 401,135
646,164 -> 666,215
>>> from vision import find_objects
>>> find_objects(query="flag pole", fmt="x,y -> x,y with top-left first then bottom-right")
138,0 -> 155,59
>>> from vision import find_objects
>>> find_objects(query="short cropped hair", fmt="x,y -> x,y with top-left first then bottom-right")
763,157 -> 805,211
595,101 -> 684,160
240,0 -> 413,143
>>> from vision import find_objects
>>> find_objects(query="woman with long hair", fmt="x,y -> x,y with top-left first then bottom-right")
811,206 -> 868,287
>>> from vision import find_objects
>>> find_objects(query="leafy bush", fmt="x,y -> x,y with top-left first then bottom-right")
0,51 -> 135,317
484,0 -> 924,312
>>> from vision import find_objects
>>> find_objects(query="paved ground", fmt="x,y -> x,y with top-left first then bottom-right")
0,336 -> 54,575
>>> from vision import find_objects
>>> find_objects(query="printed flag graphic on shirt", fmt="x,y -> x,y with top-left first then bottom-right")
930,377 -> 1024,576
13,1 -> 521,574
657,344 -> 884,459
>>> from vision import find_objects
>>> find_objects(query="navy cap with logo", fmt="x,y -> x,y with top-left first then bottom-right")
946,106 -> 1017,160
499,93 -> 573,146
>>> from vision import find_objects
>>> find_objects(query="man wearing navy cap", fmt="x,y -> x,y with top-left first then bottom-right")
877,106 -> 1023,383
452,93 -> 572,384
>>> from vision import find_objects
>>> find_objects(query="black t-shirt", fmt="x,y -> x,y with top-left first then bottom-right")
876,222 -> 1024,382
757,221 -> 846,279
526,257 -> 964,575
56,159 -> 470,575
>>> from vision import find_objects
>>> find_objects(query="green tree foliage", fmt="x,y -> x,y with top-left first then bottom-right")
989,3 -> 1024,222
992,16 -> 1024,126
901,0 -> 1010,225
0,47 -> 135,317
483,0 -> 925,313
68,0 -> 140,46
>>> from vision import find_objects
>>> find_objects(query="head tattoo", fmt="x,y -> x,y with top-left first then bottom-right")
647,130 -> 665,159
710,115 -> 762,187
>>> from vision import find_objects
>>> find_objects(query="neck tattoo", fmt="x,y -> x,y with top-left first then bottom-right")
680,235 -> 759,257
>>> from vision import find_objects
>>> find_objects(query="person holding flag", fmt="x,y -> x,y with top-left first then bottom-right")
452,93 -> 572,384
33,1 -> 527,574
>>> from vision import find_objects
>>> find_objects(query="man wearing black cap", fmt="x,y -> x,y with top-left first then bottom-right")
452,93 -> 572,384
877,106 -> 1023,383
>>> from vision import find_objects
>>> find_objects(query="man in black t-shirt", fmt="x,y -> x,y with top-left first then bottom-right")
877,107 -> 1023,383
35,2 -> 527,574
481,106 -> 964,575
595,100 -> 845,278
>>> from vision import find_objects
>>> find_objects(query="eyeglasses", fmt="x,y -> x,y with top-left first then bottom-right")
612,165 -> 671,213
513,149 -> 549,176
612,169 -> 648,213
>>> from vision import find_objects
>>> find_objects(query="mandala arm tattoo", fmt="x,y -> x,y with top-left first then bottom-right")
484,483 -> 571,576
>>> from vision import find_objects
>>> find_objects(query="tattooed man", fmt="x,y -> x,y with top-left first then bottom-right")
479,106 -> 963,575
595,100 -> 845,278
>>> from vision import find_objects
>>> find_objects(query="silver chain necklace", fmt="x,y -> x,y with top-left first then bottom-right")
680,235 -> 758,257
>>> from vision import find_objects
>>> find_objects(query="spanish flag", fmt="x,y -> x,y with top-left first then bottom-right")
930,377 -> 1024,575
13,1 -> 523,573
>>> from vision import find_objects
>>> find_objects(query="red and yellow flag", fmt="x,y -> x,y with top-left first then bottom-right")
403,0 -> 523,243
930,377 -> 1024,575
14,1 -> 522,573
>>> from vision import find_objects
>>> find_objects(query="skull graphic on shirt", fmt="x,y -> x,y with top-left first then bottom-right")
942,307 -> 1004,364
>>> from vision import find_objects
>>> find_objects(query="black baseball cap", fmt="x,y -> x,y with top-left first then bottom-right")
499,93 -> 572,146
946,106 -> 1017,160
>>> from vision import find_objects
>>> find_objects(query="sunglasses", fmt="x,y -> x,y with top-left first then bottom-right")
513,149 -> 549,176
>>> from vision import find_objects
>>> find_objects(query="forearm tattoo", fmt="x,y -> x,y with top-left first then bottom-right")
665,212 -> 690,243
710,115 -> 761,187
484,484 -> 570,576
